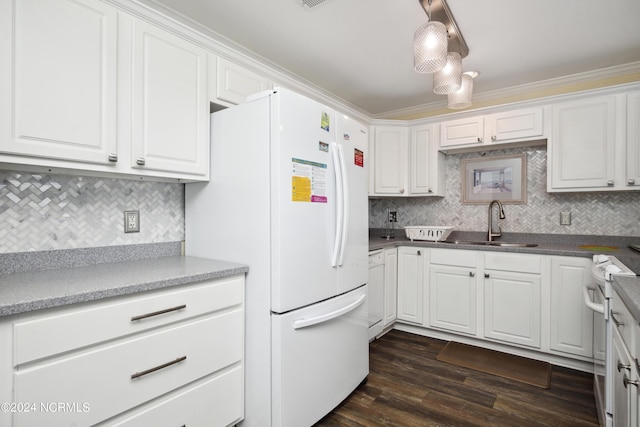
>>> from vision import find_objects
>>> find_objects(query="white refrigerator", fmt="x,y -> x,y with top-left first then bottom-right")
185,88 -> 369,427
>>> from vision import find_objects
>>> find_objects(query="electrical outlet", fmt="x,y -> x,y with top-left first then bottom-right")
560,211 -> 571,226
389,211 -> 397,222
124,210 -> 140,233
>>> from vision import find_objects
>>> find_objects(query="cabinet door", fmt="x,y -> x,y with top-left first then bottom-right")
484,270 -> 541,348
487,107 -> 543,142
612,330 -> 634,427
627,91 -> 640,188
549,96 -> 616,189
439,116 -> 484,147
549,257 -> 593,357
131,19 -> 209,177
396,247 -> 424,324
371,126 -> 408,195
383,248 -> 398,326
429,264 -> 477,335
215,57 -> 271,105
410,124 -> 443,196
0,0 -> 118,165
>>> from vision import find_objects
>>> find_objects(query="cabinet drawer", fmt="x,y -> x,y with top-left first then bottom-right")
14,310 -> 243,427
104,366 -> 243,427
430,248 -> 477,268
612,290 -> 634,352
14,276 -> 243,365
485,252 -> 541,274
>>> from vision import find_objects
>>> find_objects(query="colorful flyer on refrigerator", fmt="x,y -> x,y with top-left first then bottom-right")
320,112 -> 330,132
291,158 -> 327,203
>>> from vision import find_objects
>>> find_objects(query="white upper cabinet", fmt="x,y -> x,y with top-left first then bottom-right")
212,57 -> 272,105
440,116 -> 485,148
370,126 -> 408,196
626,91 -> 640,188
439,107 -> 544,151
369,123 -> 444,197
0,0 -> 118,165
487,107 -> 543,142
409,124 -> 445,196
548,95 -> 616,190
130,19 -> 209,177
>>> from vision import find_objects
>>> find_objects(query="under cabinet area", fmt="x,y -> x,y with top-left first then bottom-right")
3,275 -> 245,427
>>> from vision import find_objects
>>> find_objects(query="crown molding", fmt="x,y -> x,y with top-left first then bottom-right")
377,61 -> 640,120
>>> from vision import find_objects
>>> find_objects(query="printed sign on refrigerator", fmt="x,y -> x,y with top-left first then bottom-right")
291,158 -> 327,203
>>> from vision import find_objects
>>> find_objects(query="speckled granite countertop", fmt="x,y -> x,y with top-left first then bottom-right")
370,229 -> 640,322
0,245 -> 248,317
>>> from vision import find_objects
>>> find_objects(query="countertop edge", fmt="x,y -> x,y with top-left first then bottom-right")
0,256 -> 249,317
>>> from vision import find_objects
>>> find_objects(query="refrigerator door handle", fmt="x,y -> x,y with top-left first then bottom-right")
336,144 -> 349,266
292,294 -> 366,330
330,143 -> 344,267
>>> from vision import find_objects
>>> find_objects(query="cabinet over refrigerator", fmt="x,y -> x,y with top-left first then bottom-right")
185,88 -> 369,427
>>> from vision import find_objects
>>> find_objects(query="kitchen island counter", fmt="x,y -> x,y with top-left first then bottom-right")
0,254 -> 248,317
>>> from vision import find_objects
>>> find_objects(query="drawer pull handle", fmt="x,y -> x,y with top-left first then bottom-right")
618,360 -> 631,372
131,304 -> 187,321
611,312 -> 625,328
131,356 -> 187,379
623,374 -> 639,388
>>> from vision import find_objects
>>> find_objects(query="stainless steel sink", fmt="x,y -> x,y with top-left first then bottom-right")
442,240 -> 538,248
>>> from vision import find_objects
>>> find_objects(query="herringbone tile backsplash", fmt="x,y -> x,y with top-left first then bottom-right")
0,171 -> 184,253
370,147 -> 640,237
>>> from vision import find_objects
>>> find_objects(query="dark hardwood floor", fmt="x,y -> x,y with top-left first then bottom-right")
315,330 -> 599,427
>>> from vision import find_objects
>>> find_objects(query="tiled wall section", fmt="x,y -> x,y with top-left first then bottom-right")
0,171 -> 184,253
370,146 -> 640,237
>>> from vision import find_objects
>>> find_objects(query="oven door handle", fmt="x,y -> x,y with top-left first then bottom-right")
583,286 -> 604,315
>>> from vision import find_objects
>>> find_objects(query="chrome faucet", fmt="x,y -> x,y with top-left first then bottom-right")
487,200 -> 505,241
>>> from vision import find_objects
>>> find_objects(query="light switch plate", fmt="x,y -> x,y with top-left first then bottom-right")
124,210 -> 140,233
560,211 -> 571,225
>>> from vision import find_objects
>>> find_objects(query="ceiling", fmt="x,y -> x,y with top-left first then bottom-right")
143,0 -> 640,118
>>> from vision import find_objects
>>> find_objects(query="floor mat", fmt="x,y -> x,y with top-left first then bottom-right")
436,341 -> 551,389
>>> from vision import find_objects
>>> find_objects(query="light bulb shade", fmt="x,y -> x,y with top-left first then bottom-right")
433,52 -> 462,94
447,73 -> 473,109
413,21 -> 448,73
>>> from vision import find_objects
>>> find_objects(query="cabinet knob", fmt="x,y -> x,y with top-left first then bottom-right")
484,273 -> 490,278
108,153 -> 118,163
399,188 -> 405,194
628,179 -> 636,185
491,135 -> 497,141
477,137 -> 482,142
469,271 -> 475,277
428,188 -> 433,193
136,157 -> 146,166
607,180 -> 614,186
417,250 -> 421,256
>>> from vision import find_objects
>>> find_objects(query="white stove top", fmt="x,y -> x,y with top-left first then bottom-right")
591,254 -> 636,285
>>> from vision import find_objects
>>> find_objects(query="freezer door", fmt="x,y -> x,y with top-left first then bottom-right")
272,285 -> 369,427
270,89 -> 339,313
335,114 -> 369,294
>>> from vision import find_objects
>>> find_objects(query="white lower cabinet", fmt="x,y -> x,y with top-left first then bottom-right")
5,275 -> 245,427
397,246 -> 426,324
483,252 -> 542,348
549,256 -> 593,357
383,248 -> 398,327
428,249 -> 478,335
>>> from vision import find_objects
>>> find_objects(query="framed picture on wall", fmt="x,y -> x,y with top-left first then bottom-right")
461,154 -> 527,204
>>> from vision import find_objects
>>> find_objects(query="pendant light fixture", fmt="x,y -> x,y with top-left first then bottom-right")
447,71 -> 478,109
433,51 -> 462,94
413,0 -> 448,73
